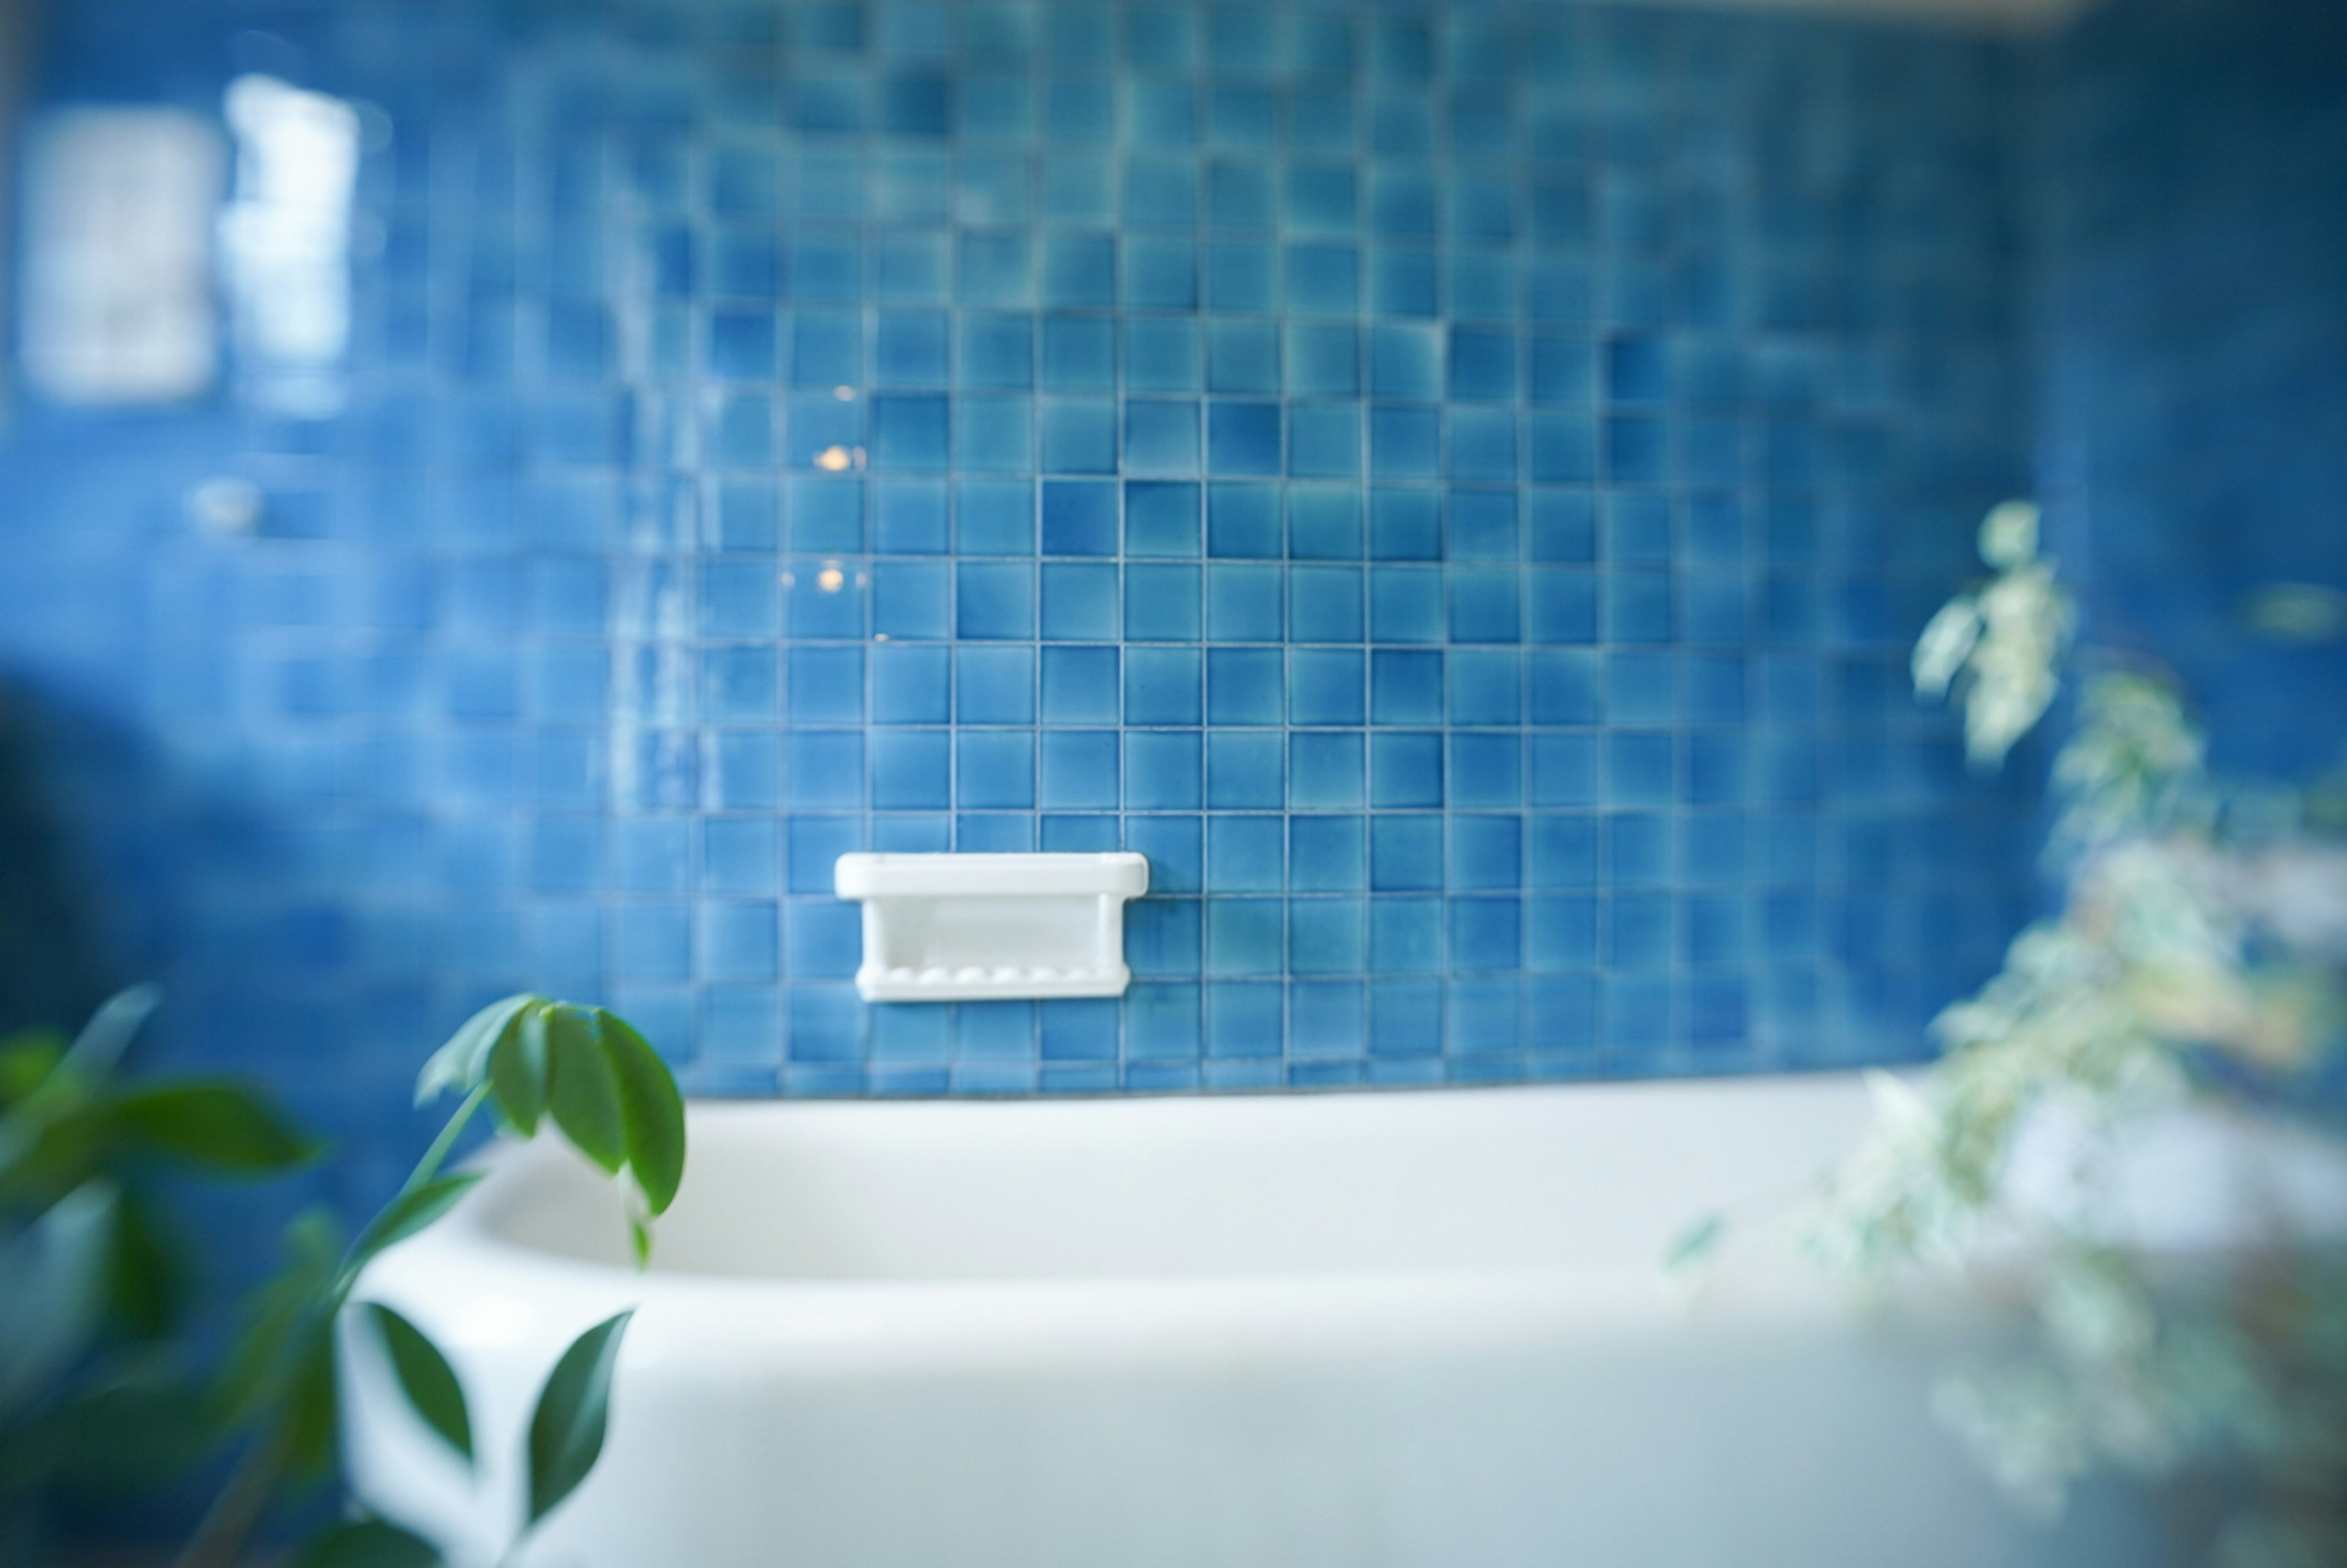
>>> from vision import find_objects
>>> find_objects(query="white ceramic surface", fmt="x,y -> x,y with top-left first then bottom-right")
347,1074 -> 2189,1568
833,852 -> 1149,1002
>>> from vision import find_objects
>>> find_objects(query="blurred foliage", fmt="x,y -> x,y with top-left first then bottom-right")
0,987 -> 317,1549
1816,504 -> 2347,1568
180,995 -> 685,1568
1912,501 -> 2077,772
0,991 -> 686,1568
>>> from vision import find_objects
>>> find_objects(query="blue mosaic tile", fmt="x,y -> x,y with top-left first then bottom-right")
0,0 -> 2057,1174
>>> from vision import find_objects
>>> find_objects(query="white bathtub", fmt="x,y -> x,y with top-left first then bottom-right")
346,1074 -> 2173,1568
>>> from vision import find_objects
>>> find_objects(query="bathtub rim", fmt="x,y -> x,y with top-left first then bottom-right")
357,1070 -> 1893,1372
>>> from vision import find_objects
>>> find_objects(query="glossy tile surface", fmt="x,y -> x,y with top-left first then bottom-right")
0,1 -> 2040,1168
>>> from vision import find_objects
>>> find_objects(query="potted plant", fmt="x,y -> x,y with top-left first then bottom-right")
1,992 -> 688,1568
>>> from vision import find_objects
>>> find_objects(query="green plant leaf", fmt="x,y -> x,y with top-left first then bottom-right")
56,984 -> 161,1085
0,988 -> 160,1191
0,1106 -> 112,1212
105,1184 -> 186,1341
348,1173 -> 483,1270
295,1519 -> 443,1568
0,1181 -> 117,1421
1664,1212 -> 1728,1276
597,1011 -> 685,1216
279,1321 -> 342,1480
545,1005 -> 625,1174
39,1357 -> 221,1493
0,1031 -> 65,1107
216,1210 -> 340,1427
111,1082 -> 321,1172
364,1304 -> 472,1465
489,1004 -> 550,1135
524,1309 -> 633,1528
416,994 -> 536,1107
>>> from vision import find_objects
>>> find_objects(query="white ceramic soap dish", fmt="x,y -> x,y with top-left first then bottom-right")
833,852 -> 1150,1003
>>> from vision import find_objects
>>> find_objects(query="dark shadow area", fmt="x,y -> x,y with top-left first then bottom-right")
0,678 -> 118,1037
0,672 -> 409,1558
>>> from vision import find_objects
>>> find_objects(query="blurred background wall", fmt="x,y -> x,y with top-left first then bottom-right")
0,0 -> 2335,1240
0,0 -> 2044,1213
2040,0 -> 2347,780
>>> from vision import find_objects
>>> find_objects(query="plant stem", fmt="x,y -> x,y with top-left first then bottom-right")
410,1085 -> 493,1193
172,1421 -> 291,1568
176,1084 -> 494,1568
332,1086 -> 491,1295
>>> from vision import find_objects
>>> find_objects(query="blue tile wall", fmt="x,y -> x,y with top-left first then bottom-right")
2043,0 -> 2347,781
0,0 -> 2043,1200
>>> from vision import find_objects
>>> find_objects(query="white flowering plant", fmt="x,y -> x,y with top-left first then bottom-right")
1706,502 -> 2347,1568
1911,500 -> 2078,773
